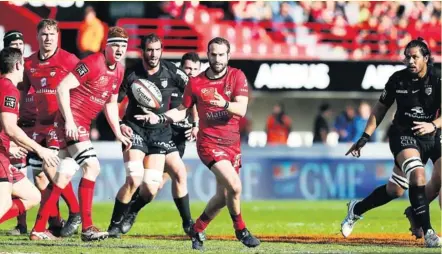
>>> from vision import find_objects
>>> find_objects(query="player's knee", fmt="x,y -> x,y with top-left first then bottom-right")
401,157 -> 424,182
125,176 -> 143,193
0,197 -> 13,217
125,161 -> 144,178
386,180 -> 405,198
142,169 -> 163,194
57,157 -> 80,179
25,186 -> 42,210
226,178 -> 242,196
82,158 -> 101,177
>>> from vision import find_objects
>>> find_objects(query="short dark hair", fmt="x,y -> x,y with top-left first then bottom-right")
180,52 -> 200,66
37,18 -> 59,33
404,37 -> 434,66
0,47 -> 22,74
207,37 -> 230,54
319,103 -> 330,113
140,33 -> 162,51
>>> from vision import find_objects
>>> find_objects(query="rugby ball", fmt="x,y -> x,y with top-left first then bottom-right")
131,79 -> 162,109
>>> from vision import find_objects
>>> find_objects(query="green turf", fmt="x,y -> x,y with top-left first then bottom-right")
0,200 -> 440,253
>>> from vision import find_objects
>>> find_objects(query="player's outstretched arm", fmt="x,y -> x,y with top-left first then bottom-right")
1,112 -> 59,167
164,104 -> 189,123
104,94 -> 132,150
363,101 -> 389,136
345,102 -> 389,157
134,104 -> 188,124
56,73 -> 80,124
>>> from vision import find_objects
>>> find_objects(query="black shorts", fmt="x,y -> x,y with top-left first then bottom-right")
169,127 -> 188,158
389,125 -> 441,166
123,121 -> 177,155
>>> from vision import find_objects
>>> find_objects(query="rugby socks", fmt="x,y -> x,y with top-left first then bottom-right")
353,185 -> 395,216
109,198 -> 130,225
230,213 -> 246,231
0,199 -> 26,223
61,182 -> 80,214
79,178 -> 95,231
17,211 -> 27,228
33,185 -> 63,232
193,211 -> 212,233
409,185 -> 432,234
173,194 -> 192,224
128,194 -> 152,214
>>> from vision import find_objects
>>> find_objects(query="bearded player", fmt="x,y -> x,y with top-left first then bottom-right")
136,37 -> 260,250
29,26 -> 132,241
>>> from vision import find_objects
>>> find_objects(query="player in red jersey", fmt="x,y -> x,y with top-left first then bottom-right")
19,19 -> 81,236
30,26 -> 132,242
0,47 -> 59,227
136,37 -> 260,250
3,30 -> 37,235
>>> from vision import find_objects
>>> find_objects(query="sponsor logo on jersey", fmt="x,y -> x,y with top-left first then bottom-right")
396,89 -> 407,94
50,70 -> 56,77
161,79 -> 168,88
41,78 -> 47,87
4,96 -> 16,109
75,63 -> 89,77
405,106 -> 433,120
425,86 -> 432,95
212,149 -> 226,157
36,88 -> 56,94
400,136 -> 417,147
206,110 -> 229,121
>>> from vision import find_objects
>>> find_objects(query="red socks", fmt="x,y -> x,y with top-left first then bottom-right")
79,178 -> 95,230
0,199 -> 26,224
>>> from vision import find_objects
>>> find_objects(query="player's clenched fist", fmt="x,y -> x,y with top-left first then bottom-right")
37,147 -> 60,168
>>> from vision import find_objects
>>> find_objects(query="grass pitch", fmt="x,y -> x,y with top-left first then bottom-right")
0,200 -> 440,253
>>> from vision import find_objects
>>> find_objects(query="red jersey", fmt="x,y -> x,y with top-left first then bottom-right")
18,86 -> 36,124
24,48 -> 79,124
182,67 -> 249,145
70,52 -> 124,126
0,78 -> 20,158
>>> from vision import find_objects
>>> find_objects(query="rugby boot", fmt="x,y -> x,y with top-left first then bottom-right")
81,225 -> 109,242
120,211 -> 138,234
424,229 -> 442,247
340,200 -> 362,238
29,230 -> 58,240
7,224 -> 27,236
60,213 -> 81,237
189,226 -> 205,250
235,228 -> 261,248
404,206 -> 424,239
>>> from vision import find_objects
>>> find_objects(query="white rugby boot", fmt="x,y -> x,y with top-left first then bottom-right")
341,200 -> 362,238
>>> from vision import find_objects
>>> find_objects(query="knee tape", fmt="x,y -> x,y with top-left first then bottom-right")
389,172 -> 409,190
125,161 -> 144,177
401,157 -> 424,180
57,157 -> 80,177
73,147 -> 97,167
143,169 -> 163,186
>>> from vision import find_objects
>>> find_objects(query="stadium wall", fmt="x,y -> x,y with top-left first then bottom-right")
28,142 -> 435,202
